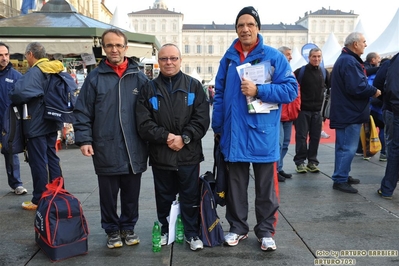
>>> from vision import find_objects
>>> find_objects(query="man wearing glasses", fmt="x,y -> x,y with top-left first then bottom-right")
136,43 -> 210,251
73,28 -> 149,249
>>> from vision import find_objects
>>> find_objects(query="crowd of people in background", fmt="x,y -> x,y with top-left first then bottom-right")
1,5 -> 398,255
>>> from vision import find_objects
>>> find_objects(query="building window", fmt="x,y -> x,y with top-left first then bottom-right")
151,23 -> 156,31
173,23 -> 177,31
185,65 -> 190,73
162,24 -> 166,31
208,45 -> 213,54
142,24 -> 147,31
184,45 -> 190,54
197,45 -> 202,54
197,66 -> 201,74
208,65 -> 213,74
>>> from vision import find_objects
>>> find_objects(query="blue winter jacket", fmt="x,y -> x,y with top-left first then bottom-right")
9,59 -> 62,138
0,63 -> 21,142
330,47 -> 377,129
212,34 -> 298,163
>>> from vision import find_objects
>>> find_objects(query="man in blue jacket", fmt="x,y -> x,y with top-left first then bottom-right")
212,6 -> 297,251
10,42 -> 63,210
378,52 -> 399,199
330,32 -> 381,194
73,29 -> 149,249
0,42 -> 27,196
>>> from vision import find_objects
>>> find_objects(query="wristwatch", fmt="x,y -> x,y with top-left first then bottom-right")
182,134 -> 191,144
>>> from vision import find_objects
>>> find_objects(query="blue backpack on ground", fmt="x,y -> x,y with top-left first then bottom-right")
35,177 -> 89,262
43,72 -> 79,123
199,171 -> 225,247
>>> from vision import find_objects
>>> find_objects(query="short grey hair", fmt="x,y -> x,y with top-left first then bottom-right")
344,32 -> 363,47
278,46 -> 291,53
25,42 -> 46,59
159,43 -> 182,58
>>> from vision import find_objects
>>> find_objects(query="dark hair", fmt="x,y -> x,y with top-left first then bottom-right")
101,28 -> 128,46
0,42 -> 10,52
25,42 -> 46,59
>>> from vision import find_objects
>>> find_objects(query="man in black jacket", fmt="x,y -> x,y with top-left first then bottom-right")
73,29 -> 149,249
293,48 -> 330,174
136,43 -> 210,251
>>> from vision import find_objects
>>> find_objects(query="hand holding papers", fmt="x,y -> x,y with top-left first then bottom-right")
236,61 -> 278,113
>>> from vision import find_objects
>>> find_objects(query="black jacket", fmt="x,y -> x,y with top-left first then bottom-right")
73,58 -> 149,175
294,64 -> 330,112
136,71 -> 210,170
385,53 -> 399,115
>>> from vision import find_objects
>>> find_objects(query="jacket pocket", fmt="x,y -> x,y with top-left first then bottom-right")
93,139 -> 117,168
247,123 -> 276,156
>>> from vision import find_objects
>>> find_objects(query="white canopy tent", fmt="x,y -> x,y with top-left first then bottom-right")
189,69 -> 202,82
290,46 -> 307,71
322,32 -> 342,68
364,8 -> 399,58
207,76 -> 216,86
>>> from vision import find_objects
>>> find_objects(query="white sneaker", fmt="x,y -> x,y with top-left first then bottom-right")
161,233 -> 168,246
185,236 -> 203,251
320,131 -> 330,139
12,186 -> 27,195
224,232 -> 248,246
259,237 -> 276,251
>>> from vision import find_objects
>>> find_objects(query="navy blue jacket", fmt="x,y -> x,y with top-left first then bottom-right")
73,58 -> 149,175
9,59 -> 62,138
385,53 -> 399,115
0,63 -> 21,142
330,47 -> 377,129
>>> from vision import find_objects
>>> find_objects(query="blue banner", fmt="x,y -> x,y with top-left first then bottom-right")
20,0 -> 36,15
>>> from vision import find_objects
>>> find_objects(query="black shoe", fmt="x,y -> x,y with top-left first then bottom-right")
348,176 -> 360,184
278,173 -> 286,182
279,171 -> 292,179
333,183 -> 358,193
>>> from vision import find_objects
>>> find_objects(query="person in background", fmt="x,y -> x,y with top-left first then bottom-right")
293,48 -> 330,174
355,52 -> 381,159
378,52 -> 399,200
330,32 -> 381,194
136,43 -> 210,251
277,46 -> 301,182
212,6 -> 297,251
73,29 -> 149,249
0,42 -> 27,195
9,42 -> 63,210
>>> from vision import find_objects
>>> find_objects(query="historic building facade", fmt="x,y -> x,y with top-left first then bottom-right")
129,0 -> 358,81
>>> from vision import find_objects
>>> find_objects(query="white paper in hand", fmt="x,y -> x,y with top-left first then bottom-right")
167,200 -> 180,245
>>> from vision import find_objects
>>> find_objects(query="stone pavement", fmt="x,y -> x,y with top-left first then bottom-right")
1,127 -> 398,266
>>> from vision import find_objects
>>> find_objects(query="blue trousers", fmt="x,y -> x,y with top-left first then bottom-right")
98,172 -> 142,233
278,121 -> 293,172
26,132 -> 62,204
332,124 -> 361,183
379,114 -> 399,196
3,153 -> 23,189
152,164 -> 200,239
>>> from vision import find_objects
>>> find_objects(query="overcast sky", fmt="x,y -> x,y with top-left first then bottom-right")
110,0 -> 398,44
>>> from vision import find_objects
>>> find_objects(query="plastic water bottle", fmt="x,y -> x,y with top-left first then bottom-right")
175,214 -> 184,243
152,221 -> 161,252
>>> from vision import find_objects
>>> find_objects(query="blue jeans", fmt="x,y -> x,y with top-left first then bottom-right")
3,153 -> 22,189
383,110 -> 393,158
379,114 -> 399,196
332,124 -> 362,183
278,121 -> 293,172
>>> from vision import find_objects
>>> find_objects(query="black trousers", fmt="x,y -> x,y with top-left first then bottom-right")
226,162 -> 279,238
152,164 -> 200,239
294,110 -> 322,165
97,172 -> 142,234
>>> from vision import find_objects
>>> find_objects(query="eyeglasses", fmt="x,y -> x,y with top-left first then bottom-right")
103,44 -> 126,50
158,57 -> 179,62
237,23 -> 258,30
